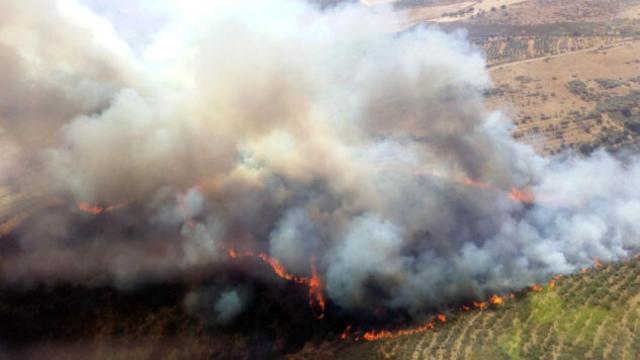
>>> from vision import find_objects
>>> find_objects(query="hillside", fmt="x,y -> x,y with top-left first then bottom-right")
1,1 -> 640,359
487,40 -> 640,155
366,0 -> 640,155
3,257 -> 640,359
293,258 -> 640,359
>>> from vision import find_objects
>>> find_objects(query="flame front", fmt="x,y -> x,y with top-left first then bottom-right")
509,188 -> 535,204
593,259 -> 603,269
228,249 -> 326,319
77,202 -> 124,215
489,294 -> 504,306
408,167 -> 538,205
309,256 -> 326,319
361,320 -> 436,341
461,178 -> 492,189
228,249 -> 308,284
473,301 -> 488,310
530,284 -> 543,292
437,313 -> 447,323
77,202 -> 109,215
352,293 -> 517,342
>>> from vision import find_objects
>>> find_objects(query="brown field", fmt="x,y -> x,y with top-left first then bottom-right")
382,0 -> 640,25
1,2 -> 640,359
463,0 -> 640,25
386,0 -> 640,155
618,4 -> 640,19
486,39 -> 640,154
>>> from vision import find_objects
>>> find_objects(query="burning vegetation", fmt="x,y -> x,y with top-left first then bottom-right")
1,1 -> 640,357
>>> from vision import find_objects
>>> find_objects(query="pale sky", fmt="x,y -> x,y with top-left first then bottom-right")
79,0 -> 172,49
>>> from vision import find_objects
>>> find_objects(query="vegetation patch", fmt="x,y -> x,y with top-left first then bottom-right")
566,79 -> 599,101
595,78 -> 623,90
596,91 -> 640,133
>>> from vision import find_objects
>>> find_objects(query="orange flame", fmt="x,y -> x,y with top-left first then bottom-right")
341,325 -> 352,340
593,259 -> 603,270
0,211 -> 33,236
530,284 -> 543,292
77,202 -> 107,214
309,256 -> 326,319
228,249 -> 308,284
351,293 -> 514,342
228,249 -> 326,319
509,188 -> 535,204
361,320 -> 436,342
473,301 -> 488,310
461,178 -> 492,189
407,168 -> 536,204
77,202 -> 122,215
489,294 -> 504,306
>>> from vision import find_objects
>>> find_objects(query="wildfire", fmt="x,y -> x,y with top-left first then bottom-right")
473,301 -> 488,310
228,249 -> 326,319
309,256 -> 326,319
437,313 -> 447,323
593,259 -> 603,270
0,212 -> 31,236
509,188 -> 535,204
547,275 -> 562,289
461,178 -> 492,189
348,293 -> 514,342
77,202 -> 124,215
361,319 -> 436,342
489,294 -> 504,306
406,167 -> 537,205
530,284 -> 543,292
228,249 -> 308,284
340,325 -> 352,340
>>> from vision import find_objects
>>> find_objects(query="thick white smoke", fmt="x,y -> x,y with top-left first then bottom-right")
1,0 -> 639,317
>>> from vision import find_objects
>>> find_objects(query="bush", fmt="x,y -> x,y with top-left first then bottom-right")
515,75 -> 534,84
566,79 -> 599,101
595,78 -> 623,89
596,91 -> 640,133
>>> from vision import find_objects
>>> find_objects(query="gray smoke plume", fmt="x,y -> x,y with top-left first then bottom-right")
1,0 -> 640,318
185,286 -> 249,325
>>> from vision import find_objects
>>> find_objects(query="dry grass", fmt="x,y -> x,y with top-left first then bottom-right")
373,0 -> 640,29
486,40 -> 640,154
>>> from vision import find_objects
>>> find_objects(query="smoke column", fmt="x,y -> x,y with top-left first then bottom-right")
1,0 -> 639,318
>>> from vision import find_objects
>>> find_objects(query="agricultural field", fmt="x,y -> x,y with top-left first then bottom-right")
292,258 -> 640,360
384,0 -> 640,25
1,2 -> 640,359
4,256 -> 640,359
486,40 -> 640,154
383,0 -> 640,155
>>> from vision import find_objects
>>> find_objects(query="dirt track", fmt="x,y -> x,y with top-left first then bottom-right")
488,38 -> 636,70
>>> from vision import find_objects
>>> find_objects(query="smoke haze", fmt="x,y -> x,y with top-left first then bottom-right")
1,0 -> 640,319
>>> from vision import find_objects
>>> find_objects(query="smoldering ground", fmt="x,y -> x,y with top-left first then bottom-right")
1,0 -> 640,327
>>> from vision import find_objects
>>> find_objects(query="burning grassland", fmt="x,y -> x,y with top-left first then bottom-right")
1,1 -> 640,357
0,254 -> 637,359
